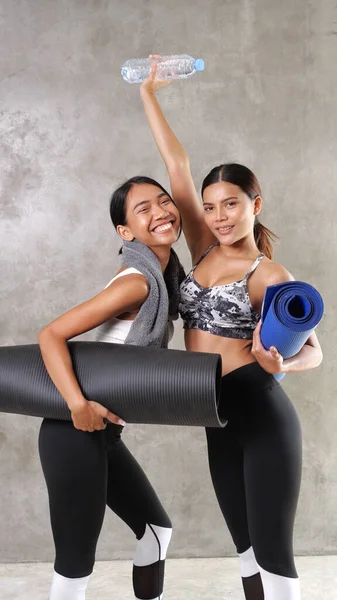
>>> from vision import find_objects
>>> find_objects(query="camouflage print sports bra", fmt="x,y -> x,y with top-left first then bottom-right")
179,243 -> 264,340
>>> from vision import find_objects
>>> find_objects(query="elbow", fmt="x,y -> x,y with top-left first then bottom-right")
316,347 -> 323,368
167,155 -> 190,174
38,325 -> 51,348
313,336 -> 323,368
38,325 -> 60,349
309,344 -> 323,369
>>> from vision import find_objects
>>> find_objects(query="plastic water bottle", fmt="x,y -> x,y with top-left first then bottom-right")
121,54 -> 205,84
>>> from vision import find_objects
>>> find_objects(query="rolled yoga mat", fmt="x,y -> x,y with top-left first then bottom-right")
260,281 -> 324,381
0,342 -> 225,427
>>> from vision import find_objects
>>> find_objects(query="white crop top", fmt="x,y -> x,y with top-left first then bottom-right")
95,268 -> 142,344
95,268 -> 174,345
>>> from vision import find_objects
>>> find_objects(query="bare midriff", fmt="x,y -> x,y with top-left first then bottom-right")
184,329 -> 257,376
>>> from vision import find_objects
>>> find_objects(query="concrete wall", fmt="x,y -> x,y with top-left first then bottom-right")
0,0 -> 336,562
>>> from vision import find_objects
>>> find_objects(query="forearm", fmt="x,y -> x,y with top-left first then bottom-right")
282,344 -> 323,373
39,329 -> 87,410
140,88 -> 189,171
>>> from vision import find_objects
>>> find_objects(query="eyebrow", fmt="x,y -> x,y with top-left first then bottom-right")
203,196 -> 238,206
133,192 -> 169,211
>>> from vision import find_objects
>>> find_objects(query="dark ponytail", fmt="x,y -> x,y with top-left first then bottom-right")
201,163 -> 278,260
253,220 -> 278,260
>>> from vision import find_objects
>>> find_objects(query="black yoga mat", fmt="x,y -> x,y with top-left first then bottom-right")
0,342 -> 224,427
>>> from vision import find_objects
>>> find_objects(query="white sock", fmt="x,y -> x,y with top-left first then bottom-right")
259,565 -> 301,600
50,571 -> 90,600
239,546 -> 260,578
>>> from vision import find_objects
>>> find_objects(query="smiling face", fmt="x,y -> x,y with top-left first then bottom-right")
202,181 -> 262,246
116,183 -> 181,249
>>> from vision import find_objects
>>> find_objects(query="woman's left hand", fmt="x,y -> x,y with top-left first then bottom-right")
251,321 -> 284,374
141,55 -> 172,95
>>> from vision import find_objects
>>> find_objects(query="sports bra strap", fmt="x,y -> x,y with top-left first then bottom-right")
194,245 -> 264,277
193,242 -> 219,269
245,253 -> 264,279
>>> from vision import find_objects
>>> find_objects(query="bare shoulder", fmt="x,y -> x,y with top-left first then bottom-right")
107,269 -> 149,299
258,258 -> 294,286
249,258 -> 295,313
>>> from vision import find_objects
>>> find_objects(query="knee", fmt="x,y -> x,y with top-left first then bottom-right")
254,547 -> 298,578
134,523 -> 172,566
55,551 -> 95,579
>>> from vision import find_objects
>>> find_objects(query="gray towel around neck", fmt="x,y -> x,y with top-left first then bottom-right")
120,239 -> 185,348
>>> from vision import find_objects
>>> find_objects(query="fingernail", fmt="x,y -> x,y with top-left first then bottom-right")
118,419 -> 126,426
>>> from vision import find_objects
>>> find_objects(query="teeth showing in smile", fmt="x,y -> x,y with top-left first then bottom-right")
218,226 -> 233,232
153,222 -> 173,233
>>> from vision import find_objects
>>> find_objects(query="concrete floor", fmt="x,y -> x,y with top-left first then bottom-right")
0,556 -> 336,599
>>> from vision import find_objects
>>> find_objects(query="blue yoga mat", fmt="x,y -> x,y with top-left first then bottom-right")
260,281 -> 324,381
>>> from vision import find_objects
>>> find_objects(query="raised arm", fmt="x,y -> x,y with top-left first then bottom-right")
140,60 -> 215,263
38,273 -> 149,431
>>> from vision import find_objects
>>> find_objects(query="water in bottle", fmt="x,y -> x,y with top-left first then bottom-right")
121,54 -> 205,84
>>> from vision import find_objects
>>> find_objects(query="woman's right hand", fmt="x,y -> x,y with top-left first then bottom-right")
70,400 -> 125,432
141,55 -> 172,95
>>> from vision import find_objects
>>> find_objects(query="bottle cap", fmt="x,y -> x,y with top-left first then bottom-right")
194,59 -> 205,71
121,67 -> 129,81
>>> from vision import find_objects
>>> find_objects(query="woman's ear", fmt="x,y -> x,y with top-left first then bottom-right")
253,195 -> 263,216
116,224 -> 135,242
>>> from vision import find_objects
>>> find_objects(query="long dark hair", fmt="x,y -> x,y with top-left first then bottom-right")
201,163 -> 277,259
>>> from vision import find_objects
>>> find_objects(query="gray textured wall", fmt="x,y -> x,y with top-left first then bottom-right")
0,0 -> 336,563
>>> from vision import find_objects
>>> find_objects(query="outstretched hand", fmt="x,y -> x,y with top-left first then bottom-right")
251,321 -> 284,375
141,55 -> 172,95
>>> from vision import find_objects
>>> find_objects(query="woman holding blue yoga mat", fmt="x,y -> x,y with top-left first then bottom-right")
141,61 -> 323,600
38,176 -> 183,600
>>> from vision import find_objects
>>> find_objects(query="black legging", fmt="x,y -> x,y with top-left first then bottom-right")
39,420 -> 172,600
206,363 -> 302,580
